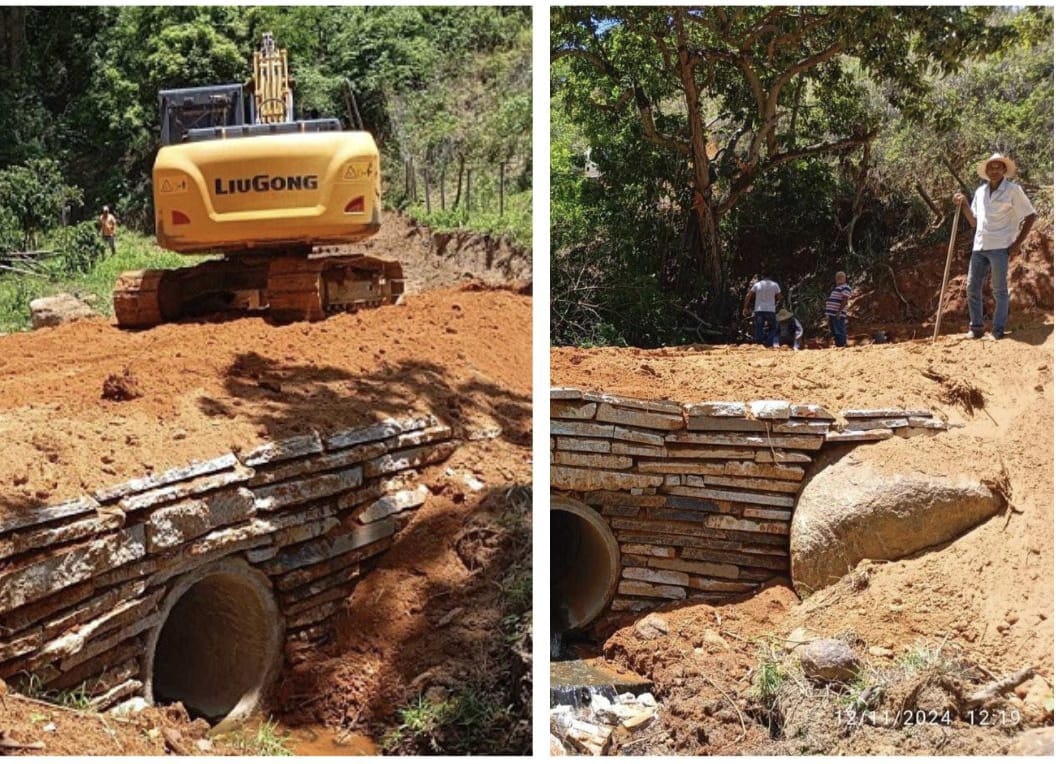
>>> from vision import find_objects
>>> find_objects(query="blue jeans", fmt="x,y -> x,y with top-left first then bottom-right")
967,248 -> 1009,335
753,311 -> 777,346
828,314 -> 847,347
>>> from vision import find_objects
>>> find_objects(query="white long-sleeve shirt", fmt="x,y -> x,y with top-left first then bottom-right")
971,179 -> 1035,251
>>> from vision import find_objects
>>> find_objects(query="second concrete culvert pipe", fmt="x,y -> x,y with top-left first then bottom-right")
145,558 -> 284,731
551,495 -> 621,631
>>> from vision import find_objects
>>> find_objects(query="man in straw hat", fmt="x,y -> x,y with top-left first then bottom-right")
774,307 -> 804,350
953,153 -> 1036,339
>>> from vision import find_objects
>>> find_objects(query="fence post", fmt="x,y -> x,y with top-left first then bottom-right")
465,168 -> 472,212
499,162 -> 506,217
422,168 -> 432,214
440,167 -> 447,211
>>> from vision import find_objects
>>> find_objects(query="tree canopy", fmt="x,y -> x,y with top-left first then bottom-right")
0,5 -> 531,229
551,5 -> 1052,346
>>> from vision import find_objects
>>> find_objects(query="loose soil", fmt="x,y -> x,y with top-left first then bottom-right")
0,287 -> 529,514
552,229 -> 1053,755
0,690 -> 238,755
0,218 -> 531,754
363,211 -> 531,294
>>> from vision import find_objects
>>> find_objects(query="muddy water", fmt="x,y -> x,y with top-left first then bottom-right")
283,724 -> 378,756
235,720 -> 377,755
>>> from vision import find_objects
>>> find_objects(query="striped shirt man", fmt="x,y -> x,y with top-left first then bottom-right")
825,280 -> 851,317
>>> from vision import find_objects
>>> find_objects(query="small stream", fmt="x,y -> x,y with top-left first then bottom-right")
550,629 -> 660,755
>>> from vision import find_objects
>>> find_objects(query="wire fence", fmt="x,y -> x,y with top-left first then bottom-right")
396,157 -> 529,217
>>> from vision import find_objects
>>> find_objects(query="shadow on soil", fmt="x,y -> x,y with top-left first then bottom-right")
197,352 -> 531,448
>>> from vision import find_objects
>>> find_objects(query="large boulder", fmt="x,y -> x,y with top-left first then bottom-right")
790,436 -> 1004,595
29,292 -> 96,329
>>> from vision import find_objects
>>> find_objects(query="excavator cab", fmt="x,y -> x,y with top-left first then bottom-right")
113,34 -> 403,328
159,85 -> 246,146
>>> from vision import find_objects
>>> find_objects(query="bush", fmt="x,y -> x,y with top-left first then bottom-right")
0,158 -> 82,250
50,221 -> 107,275
0,207 -> 21,254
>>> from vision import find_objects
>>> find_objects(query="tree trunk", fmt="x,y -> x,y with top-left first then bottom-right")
788,75 -> 803,147
453,154 -> 465,208
846,143 -> 871,252
675,13 -> 723,297
422,168 -> 431,214
0,8 -> 27,71
943,157 -> 972,198
698,196 -> 723,297
465,168 -> 472,211
440,166 -> 447,210
915,181 -> 941,220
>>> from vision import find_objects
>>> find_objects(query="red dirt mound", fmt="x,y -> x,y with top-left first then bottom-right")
0,288 -> 530,514
850,226 -> 1053,339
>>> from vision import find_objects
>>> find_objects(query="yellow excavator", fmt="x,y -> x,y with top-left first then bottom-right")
114,33 -> 403,327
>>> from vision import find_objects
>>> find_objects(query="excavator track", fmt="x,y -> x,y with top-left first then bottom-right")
114,252 -> 404,329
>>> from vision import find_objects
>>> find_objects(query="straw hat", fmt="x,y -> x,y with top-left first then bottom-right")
976,153 -> 1017,180
777,309 -> 793,321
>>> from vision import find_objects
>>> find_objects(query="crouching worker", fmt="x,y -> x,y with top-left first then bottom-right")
775,308 -> 804,350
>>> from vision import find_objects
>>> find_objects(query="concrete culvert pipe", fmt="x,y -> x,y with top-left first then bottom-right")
551,495 -> 621,630
145,559 -> 283,731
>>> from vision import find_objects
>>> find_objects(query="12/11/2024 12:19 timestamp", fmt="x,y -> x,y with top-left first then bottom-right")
836,708 -> 1022,727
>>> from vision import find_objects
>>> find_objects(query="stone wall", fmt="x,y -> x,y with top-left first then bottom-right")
0,414 -> 455,711
550,387 -> 948,618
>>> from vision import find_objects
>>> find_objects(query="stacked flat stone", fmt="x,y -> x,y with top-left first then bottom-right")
0,414 -> 455,710
550,388 -> 949,618
825,408 -> 950,441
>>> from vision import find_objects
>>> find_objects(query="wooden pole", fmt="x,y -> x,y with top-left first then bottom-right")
932,205 -> 961,341
499,162 -> 506,217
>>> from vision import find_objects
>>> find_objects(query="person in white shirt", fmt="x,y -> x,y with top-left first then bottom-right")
953,153 -> 1037,340
741,274 -> 782,347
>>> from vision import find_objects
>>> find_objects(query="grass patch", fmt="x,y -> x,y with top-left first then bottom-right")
754,652 -> 791,708
15,672 -> 94,710
500,562 -> 532,619
382,684 -> 514,755
224,718 -> 293,756
897,641 -> 951,674
404,189 -> 531,250
0,231 -> 209,332
497,485 -> 532,648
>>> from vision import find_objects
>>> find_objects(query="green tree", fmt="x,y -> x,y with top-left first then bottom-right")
552,6 -> 1012,311
0,158 -> 82,249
